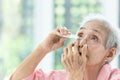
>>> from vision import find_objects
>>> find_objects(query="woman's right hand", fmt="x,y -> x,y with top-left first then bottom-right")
41,27 -> 71,53
61,40 -> 88,80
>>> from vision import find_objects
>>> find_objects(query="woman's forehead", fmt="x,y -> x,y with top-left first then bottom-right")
79,21 -> 108,34
79,27 -> 101,34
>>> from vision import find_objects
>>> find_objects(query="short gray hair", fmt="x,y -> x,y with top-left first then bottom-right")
79,14 -> 120,54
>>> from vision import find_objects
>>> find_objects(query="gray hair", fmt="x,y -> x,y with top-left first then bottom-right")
79,14 -> 120,54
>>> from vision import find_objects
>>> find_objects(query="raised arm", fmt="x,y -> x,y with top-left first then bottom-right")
11,27 -> 70,80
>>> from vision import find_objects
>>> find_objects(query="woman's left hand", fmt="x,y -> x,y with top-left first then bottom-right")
61,40 -> 88,80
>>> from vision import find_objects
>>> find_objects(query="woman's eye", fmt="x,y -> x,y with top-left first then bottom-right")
78,33 -> 83,39
91,35 -> 98,41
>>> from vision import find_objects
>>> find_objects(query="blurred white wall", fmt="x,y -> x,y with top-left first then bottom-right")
33,0 -> 54,72
102,0 -> 119,68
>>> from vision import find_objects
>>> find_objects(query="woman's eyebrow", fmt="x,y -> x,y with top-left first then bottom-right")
92,29 -> 101,34
80,27 -> 102,35
80,27 -> 85,30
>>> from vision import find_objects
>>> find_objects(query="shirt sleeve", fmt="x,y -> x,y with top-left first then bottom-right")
109,69 -> 120,80
24,69 -> 67,80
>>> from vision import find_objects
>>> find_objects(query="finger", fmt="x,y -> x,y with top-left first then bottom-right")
73,40 -> 80,64
64,47 -> 68,55
54,27 -> 62,37
63,48 -> 70,66
55,27 -> 67,39
82,44 -> 87,58
61,52 -> 71,71
61,53 -> 67,69
81,44 -> 87,64
61,53 -> 68,67
63,26 -> 71,34
68,54 -> 74,69
67,43 -> 74,68
74,40 -> 79,56
60,27 -> 66,34
74,40 -> 81,59
67,43 -> 74,55
56,27 -> 65,34
56,27 -> 71,39
59,38 -> 67,46
77,44 -> 87,66
56,27 -> 62,32
60,27 -> 71,35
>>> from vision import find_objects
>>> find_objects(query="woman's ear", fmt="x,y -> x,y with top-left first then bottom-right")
106,47 -> 117,62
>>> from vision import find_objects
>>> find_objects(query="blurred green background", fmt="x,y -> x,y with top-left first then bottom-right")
54,0 -> 102,69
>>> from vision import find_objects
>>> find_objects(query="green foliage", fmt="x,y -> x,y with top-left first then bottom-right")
0,35 -> 33,76
0,0 -> 33,79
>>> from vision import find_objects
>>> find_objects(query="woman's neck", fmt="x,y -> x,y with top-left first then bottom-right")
85,64 -> 103,80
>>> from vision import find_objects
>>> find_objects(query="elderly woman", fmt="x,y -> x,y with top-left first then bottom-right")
10,15 -> 120,80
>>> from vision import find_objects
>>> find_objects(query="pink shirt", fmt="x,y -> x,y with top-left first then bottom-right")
17,64 -> 120,80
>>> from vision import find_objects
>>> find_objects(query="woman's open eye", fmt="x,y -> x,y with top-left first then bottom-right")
78,33 -> 83,39
91,35 -> 98,41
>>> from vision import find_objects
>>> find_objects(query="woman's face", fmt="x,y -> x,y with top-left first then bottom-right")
76,21 -> 109,66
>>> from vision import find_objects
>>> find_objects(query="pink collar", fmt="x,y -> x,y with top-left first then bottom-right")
97,64 -> 111,80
